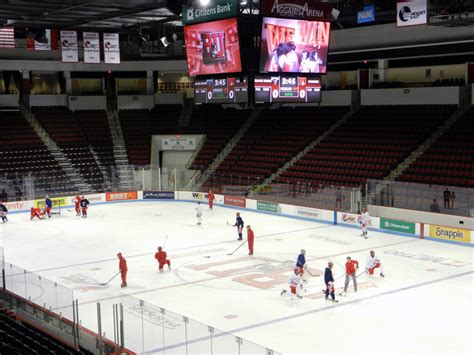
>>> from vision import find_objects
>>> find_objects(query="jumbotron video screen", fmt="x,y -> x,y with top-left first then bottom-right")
184,18 -> 243,77
259,17 -> 331,74
254,75 -> 321,103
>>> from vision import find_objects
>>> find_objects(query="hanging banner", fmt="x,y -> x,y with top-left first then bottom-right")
60,30 -> 78,62
397,0 -> 427,27
103,33 -> 120,64
83,32 -> 100,64
31,29 -> 58,50
357,5 -> 375,24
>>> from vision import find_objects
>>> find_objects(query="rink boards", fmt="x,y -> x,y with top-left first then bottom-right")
3,190 -> 473,246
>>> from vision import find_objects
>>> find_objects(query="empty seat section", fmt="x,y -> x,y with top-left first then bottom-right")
397,106 -> 474,187
278,105 -> 456,187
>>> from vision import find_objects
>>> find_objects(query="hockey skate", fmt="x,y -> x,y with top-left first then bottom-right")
280,289 -> 286,296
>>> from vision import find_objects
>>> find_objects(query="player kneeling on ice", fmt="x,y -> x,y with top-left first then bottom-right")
80,196 -> 90,218
155,246 -> 171,272
196,202 -> 203,225
366,250 -> 384,277
30,207 -> 44,220
324,262 -> 338,302
281,269 -> 303,300
0,202 -> 8,223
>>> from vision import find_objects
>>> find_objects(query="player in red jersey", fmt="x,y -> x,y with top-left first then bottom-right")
30,207 -> 43,220
246,225 -> 254,255
155,246 -> 171,272
342,257 -> 359,294
73,194 -> 82,216
208,190 -> 215,210
117,252 -> 127,287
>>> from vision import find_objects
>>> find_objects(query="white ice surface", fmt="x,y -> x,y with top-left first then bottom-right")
1,201 -> 473,354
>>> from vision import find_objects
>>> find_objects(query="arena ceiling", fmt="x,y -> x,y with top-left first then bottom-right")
0,0 -> 183,31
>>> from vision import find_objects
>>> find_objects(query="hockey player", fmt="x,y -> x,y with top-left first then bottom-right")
73,194 -> 82,216
155,246 -> 171,272
30,207 -> 43,220
196,201 -> 203,225
280,269 -> 303,300
117,252 -> 127,287
366,250 -> 384,277
44,196 -> 53,218
324,262 -> 338,302
0,202 -> 8,223
296,249 -> 306,278
246,225 -> 254,255
359,208 -> 370,239
208,190 -> 215,210
343,257 -> 359,294
80,196 -> 90,218
234,212 -> 244,240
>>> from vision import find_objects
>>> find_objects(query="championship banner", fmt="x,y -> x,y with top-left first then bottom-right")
183,0 -> 238,25
260,0 -> 332,21
60,31 -> 78,63
162,137 -> 196,151
397,0 -> 427,27
103,33 -> 120,64
83,32 -> 100,63
429,225 -> 471,243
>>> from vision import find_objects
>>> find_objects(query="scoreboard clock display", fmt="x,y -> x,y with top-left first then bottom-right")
254,75 -> 321,103
194,77 -> 248,104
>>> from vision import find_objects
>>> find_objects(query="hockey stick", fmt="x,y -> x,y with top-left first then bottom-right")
163,234 -> 169,249
100,272 -> 120,286
227,239 -> 247,256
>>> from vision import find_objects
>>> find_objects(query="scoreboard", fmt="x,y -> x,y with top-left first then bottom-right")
194,77 -> 248,104
254,75 -> 321,103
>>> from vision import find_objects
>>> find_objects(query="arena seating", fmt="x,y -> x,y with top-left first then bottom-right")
189,106 -> 251,170
119,104 -> 182,165
278,105 -> 457,187
397,106 -> 474,187
0,307 -> 89,354
33,107 -> 113,191
0,110 -> 72,197
206,106 -> 349,186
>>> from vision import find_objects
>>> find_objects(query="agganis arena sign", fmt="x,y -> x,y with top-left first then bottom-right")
261,0 -> 332,21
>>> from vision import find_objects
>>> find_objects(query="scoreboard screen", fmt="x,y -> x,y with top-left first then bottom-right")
194,77 -> 248,104
254,75 -> 321,103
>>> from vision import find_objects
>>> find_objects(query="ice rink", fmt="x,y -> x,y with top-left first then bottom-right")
1,200 -> 473,354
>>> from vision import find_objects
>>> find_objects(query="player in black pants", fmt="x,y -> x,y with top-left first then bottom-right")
234,212 -> 244,241
324,262 -> 338,303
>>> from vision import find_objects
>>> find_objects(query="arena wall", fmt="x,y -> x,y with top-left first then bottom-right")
68,95 -> 106,111
361,87 -> 461,105
117,95 -> 154,110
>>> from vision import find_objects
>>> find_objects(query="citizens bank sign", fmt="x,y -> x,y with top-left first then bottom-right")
183,0 -> 238,25
261,0 -> 332,21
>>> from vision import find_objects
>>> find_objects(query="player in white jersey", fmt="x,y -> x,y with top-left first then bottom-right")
366,250 -> 384,277
280,269 -> 303,300
195,202 -> 203,225
359,208 -> 370,239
